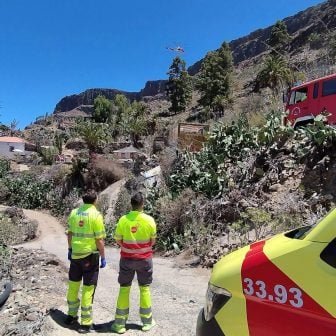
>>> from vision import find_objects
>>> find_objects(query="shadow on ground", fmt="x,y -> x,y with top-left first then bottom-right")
49,309 -> 79,331
49,308 -> 142,333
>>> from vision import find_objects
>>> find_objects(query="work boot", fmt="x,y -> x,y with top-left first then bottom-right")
78,324 -> 94,333
111,323 -> 126,334
64,315 -> 78,326
142,319 -> 157,332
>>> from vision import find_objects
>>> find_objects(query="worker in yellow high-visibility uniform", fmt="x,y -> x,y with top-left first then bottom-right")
65,190 -> 106,334
111,192 -> 157,334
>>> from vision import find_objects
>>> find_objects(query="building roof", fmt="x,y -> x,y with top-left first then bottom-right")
0,136 -> 26,143
113,145 -> 141,153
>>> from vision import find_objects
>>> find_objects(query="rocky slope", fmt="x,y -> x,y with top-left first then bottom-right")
0,248 -> 66,336
190,0 -> 336,73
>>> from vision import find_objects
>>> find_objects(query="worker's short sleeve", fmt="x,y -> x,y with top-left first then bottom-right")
93,213 -> 106,239
67,209 -> 76,233
114,218 -> 124,241
149,217 -> 157,239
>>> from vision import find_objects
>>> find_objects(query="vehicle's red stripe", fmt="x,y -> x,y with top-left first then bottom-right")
241,241 -> 336,335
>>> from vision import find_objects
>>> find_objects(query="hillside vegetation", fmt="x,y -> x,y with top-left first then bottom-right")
146,113 -> 336,265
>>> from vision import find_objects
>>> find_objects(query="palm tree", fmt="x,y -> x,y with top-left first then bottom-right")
77,121 -> 105,153
129,118 -> 147,148
254,55 -> 292,95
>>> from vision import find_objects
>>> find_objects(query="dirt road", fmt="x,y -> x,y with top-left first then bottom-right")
16,185 -> 210,336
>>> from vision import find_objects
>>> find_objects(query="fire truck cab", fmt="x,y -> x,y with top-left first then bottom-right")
284,73 -> 336,127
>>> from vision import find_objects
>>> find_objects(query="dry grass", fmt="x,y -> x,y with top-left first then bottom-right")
86,157 -> 126,191
156,189 -> 197,239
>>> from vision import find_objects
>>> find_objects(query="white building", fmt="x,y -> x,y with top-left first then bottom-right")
113,145 -> 142,161
0,136 -> 26,158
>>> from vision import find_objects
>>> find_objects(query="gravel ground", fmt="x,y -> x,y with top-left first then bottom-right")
14,208 -> 210,336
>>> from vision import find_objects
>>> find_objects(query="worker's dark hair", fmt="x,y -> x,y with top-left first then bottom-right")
131,192 -> 144,210
82,190 -> 98,204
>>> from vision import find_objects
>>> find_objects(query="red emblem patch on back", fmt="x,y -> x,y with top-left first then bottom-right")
79,220 -> 84,227
131,226 -> 138,233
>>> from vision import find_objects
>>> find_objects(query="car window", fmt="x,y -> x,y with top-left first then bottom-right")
322,78 -> 336,97
320,238 -> 336,268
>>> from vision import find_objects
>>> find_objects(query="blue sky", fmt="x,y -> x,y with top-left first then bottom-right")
0,0 -> 323,128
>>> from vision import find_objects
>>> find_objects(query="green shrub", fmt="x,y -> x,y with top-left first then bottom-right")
229,208 -> 272,245
2,174 -> 52,209
39,146 -> 59,165
169,111 -> 336,199
96,193 -> 116,246
104,187 -> 132,245
114,187 -> 132,220
145,187 -> 201,252
170,115 -> 262,197
46,186 -> 81,217
229,209 -> 305,247
308,32 -> 323,49
0,158 -> 10,178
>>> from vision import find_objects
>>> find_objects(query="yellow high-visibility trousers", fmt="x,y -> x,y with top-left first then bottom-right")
67,280 -> 95,326
67,280 -> 80,317
81,284 -> 95,326
139,285 -> 152,324
114,286 -> 131,327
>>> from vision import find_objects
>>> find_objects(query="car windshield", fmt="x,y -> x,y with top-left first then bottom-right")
285,225 -> 313,239
288,87 -> 308,105
284,209 -> 330,240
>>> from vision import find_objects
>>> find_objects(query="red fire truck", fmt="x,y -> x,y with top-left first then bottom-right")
284,73 -> 336,127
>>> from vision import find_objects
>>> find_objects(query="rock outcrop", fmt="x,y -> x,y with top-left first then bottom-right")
54,88 -> 140,113
54,80 -> 168,113
139,80 -> 167,98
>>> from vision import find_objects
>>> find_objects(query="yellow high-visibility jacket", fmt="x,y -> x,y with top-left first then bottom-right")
68,204 -> 106,259
114,211 -> 156,259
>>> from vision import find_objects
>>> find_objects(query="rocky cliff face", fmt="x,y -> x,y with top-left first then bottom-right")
54,0 -> 336,113
189,0 -> 336,74
54,88 -> 141,113
54,80 -> 168,113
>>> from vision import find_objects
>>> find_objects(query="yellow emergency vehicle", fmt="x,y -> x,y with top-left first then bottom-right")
196,208 -> 336,335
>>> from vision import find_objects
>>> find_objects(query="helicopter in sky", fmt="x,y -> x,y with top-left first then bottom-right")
166,45 -> 185,53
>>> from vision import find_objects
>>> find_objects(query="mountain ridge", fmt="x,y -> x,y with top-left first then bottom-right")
54,0 -> 335,113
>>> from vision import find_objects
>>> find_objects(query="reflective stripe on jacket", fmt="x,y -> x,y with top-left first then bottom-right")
114,211 -> 156,259
68,204 -> 106,259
